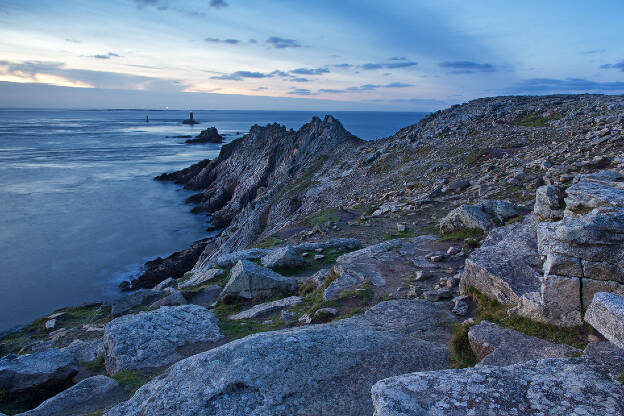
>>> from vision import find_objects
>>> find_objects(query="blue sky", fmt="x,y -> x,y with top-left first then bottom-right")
0,0 -> 623,110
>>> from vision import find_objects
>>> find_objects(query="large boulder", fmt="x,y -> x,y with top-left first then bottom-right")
459,215 -> 542,304
468,320 -> 579,366
104,300 -> 457,416
230,296 -> 303,320
19,375 -> 126,416
177,268 -> 225,289
372,357 -> 624,416
534,185 -> 565,220
585,292 -> 624,350
111,289 -> 164,316
564,170 -> 624,215
439,200 -> 528,233
260,246 -> 305,269
0,348 -> 78,397
103,305 -> 223,375
220,260 -> 298,300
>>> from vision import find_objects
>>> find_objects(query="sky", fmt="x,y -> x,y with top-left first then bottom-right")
0,0 -> 623,110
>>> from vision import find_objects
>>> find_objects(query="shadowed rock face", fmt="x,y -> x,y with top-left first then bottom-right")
157,115 -> 363,267
103,300 -> 457,416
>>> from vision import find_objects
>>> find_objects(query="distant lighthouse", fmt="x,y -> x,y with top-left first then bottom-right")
182,111 -> 199,125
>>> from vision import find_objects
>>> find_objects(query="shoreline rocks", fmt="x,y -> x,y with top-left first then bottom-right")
186,127 -> 224,144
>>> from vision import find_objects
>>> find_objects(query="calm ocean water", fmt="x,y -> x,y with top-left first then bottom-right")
0,109 -> 425,331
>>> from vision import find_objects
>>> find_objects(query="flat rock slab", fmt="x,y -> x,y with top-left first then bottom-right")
19,375 -> 126,416
104,300 -> 455,416
324,235 -> 456,301
460,215 -> 542,304
260,246 -> 305,269
372,357 -> 624,416
111,289 -> 165,316
230,296 -> 303,320
585,291 -> 624,350
103,305 -> 223,375
178,268 -> 225,289
0,348 -> 78,394
468,321 -> 579,366
220,260 -> 298,300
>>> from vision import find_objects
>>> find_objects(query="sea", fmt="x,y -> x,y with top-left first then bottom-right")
0,109 -> 426,332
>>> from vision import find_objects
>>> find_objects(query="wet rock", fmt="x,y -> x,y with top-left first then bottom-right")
186,127 -> 223,144
103,305 -> 223,375
230,296 -> 302,320
585,291 -> 624,350
439,200 -> 528,233
19,375 -> 126,416
103,300 -> 456,416
468,320 -> 579,366
220,260 -> 298,300
372,357 -> 624,416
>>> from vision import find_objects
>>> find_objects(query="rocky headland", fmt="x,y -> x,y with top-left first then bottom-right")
2,95 -> 624,415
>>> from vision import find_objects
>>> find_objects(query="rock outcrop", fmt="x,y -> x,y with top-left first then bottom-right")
19,375 -> 126,416
585,292 -> 624,350
104,300 -> 457,416
103,305 -> 223,375
186,127 -> 224,144
230,296 -> 303,320
439,200 -> 528,233
220,260 -> 298,300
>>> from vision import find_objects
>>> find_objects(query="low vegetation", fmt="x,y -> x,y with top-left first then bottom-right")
301,208 -> 340,227
112,371 -> 150,395
450,286 -> 594,368
384,229 -> 416,240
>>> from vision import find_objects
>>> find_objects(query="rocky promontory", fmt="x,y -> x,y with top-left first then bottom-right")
3,95 -> 624,415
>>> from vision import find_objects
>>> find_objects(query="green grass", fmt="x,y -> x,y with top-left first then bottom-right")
449,287 -> 594,368
440,228 -> 484,242
384,229 -> 416,240
82,355 -> 106,374
619,373 -> 624,384
302,208 -> 340,227
112,371 -> 150,394
514,114 -> 553,127
256,236 -> 284,248
504,215 -> 523,225
272,247 -> 351,276
211,303 -> 288,340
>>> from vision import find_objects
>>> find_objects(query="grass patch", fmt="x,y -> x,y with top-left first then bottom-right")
450,287 -> 594,368
440,228 -> 484,241
384,229 -> 416,240
82,355 -> 106,374
272,247 -> 351,277
112,371 -> 149,395
256,236 -> 284,248
302,208 -> 340,227
619,373 -> 624,384
513,114 -> 558,127
212,303 -> 288,340
504,215 -> 523,225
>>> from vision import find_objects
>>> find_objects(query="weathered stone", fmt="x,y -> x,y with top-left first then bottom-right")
111,289 -> 164,316
230,296 -> 302,320
44,319 -> 56,330
103,305 -> 223,375
313,307 -> 338,322
439,200 -> 527,233
154,277 -> 176,290
422,287 -> 453,302
451,295 -> 470,316
178,268 -> 225,289
372,357 -> 624,416
585,292 -> 624,350
220,260 -> 298,300
61,338 -> 103,363
468,321 -> 579,366
185,285 -> 222,307
104,300 -> 456,416
534,185 -> 565,220
0,348 -> 78,397
564,171 -> 624,214
460,215 -> 542,304
20,375 -> 126,416
260,246 -> 304,269
582,278 -> 624,308
148,290 -> 187,309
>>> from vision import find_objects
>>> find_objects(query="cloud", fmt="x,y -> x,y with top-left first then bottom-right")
581,49 -> 607,55
0,59 -> 185,91
438,61 -> 495,73
205,37 -> 240,44
360,61 -> 418,70
390,97 -> 449,106
248,38 -> 257,43
253,86 -> 268,91
506,77 -> 624,94
600,60 -> 624,71
290,67 -> 329,75
65,38 -> 81,44
319,82 -> 412,93
333,64 -> 353,69
92,52 -> 120,60
266,36 -> 301,49
211,70 -> 272,80
389,57 -> 407,61
210,0 -> 229,8
288,88 -> 315,95
290,77 -> 310,82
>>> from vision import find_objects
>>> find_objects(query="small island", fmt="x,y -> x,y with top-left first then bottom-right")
185,126 -> 224,144
182,111 -> 199,125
